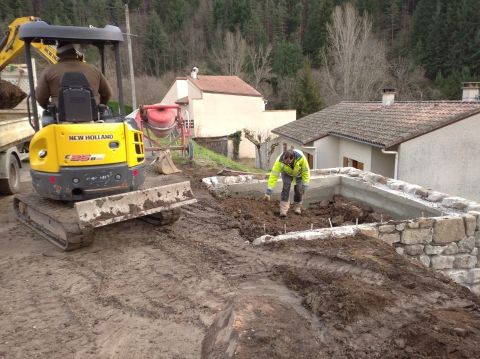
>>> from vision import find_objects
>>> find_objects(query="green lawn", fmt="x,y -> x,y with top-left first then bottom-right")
169,140 -> 264,173
139,122 -> 264,173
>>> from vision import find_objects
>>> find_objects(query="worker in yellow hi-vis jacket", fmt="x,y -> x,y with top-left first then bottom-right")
264,149 -> 310,217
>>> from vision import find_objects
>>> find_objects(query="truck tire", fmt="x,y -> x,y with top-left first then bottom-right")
0,153 -> 20,195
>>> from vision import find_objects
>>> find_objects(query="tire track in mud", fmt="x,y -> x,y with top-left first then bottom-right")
0,256 -> 98,358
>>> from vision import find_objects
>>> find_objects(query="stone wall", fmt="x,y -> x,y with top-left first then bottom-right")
362,214 -> 480,294
251,214 -> 480,295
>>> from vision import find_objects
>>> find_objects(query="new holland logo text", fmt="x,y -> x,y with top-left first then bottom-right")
65,154 -> 105,161
69,134 -> 114,141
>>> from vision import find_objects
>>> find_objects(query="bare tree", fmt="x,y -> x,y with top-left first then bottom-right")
389,57 -> 425,100
248,43 -> 273,89
212,30 -> 247,76
243,128 -> 278,170
321,3 -> 388,102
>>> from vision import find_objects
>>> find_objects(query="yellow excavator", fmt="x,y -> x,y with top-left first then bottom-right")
11,20 -> 196,250
0,16 -> 58,71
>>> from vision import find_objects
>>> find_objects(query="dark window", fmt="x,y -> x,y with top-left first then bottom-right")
343,156 -> 364,170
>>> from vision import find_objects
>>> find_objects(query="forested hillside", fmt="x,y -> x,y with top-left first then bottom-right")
1,0 -> 480,115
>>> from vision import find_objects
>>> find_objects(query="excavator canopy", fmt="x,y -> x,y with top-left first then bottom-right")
19,21 -> 124,45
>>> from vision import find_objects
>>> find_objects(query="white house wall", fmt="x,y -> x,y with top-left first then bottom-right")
371,147 -> 395,178
313,136 -> 339,169
338,138 -> 372,170
162,79 -> 189,105
398,113 -> 480,201
192,93 -> 295,158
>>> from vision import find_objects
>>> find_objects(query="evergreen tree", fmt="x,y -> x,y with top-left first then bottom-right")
272,40 -> 303,77
0,2 -> 13,22
285,0 -> 303,37
435,68 -> 480,100
303,0 -> 333,67
213,0 -> 254,33
293,60 -> 322,118
143,10 -> 169,76
412,0 -> 480,80
108,0 -> 124,26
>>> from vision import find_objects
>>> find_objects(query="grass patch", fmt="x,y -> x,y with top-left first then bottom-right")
144,131 -> 264,173
164,140 -> 263,173
190,141 -> 263,172
108,101 -> 133,115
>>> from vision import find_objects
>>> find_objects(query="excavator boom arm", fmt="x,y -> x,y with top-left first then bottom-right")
0,16 -> 57,71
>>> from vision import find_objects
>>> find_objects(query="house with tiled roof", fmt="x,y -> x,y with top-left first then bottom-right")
271,84 -> 480,201
161,67 -> 295,158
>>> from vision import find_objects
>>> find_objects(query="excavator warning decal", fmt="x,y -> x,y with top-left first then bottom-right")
65,154 -> 105,161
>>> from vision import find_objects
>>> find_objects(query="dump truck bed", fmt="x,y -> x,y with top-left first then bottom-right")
0,108 -> 34,152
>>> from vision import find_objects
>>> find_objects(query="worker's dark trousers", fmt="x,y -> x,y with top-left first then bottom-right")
281,173 -> 303,202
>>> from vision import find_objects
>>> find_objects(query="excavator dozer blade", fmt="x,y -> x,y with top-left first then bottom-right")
75,181 -> 195,229
14,179 -> 196,251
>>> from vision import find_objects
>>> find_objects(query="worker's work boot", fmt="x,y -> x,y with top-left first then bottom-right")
293,202 -> 302,215
279,201 -> 290,217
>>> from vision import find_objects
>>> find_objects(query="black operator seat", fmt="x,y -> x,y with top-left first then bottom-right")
57,72 -> 97,123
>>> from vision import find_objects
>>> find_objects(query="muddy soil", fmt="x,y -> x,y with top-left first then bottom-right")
222,195 -> 391,240
0,79 -> 26,109
1,162 -> 480,359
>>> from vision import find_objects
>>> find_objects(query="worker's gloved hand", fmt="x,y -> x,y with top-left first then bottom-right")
264,189 -> 273,201
302,184 -> 309,194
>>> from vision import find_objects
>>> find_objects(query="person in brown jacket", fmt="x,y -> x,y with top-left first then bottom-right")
36,41 -> 112,109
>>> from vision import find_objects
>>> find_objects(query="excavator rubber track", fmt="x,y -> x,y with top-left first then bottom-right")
14,177 -> 197,251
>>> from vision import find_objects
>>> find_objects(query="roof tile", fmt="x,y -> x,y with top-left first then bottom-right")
273,101 -> 480,147
190,75 -> 262,97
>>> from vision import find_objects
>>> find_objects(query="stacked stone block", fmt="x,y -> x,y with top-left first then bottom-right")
369,213 -> 480,294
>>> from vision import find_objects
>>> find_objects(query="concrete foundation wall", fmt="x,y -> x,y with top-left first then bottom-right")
339,177 -> 440,219
219,172 -> 444,220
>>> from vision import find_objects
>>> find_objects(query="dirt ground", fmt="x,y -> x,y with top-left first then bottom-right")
1,162 -> 480,358
0,80 -> 26,109
222,195 -> 391,240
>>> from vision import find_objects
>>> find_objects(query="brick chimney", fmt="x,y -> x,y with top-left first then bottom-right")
462,82 -> 480,102
382,88 -> 396,106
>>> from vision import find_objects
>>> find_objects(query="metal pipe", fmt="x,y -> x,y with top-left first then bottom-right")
125,3 -> 137,109
24,41 -> 39,131
114,43 -> 125,116
381,148 -> 398,179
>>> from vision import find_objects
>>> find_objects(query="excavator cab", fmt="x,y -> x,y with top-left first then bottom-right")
13,21 -> 196,250
19,21 -> 145,201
